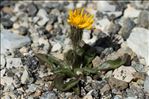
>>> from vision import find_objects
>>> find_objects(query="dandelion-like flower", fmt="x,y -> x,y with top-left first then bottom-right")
68,8 -> 94,30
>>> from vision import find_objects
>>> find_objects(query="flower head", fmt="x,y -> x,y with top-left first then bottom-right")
67,8 -> 94,30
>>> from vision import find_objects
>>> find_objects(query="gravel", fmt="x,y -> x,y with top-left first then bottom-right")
0,1 -> 148,98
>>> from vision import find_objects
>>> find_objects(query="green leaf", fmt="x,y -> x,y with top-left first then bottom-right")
54,74 -> 79,91
82,67 -> 98,75
83,52 -> 96,67
62,79 -> 80,91
53,68 -> 76,78
98,58 -> 125,71
35,53 -> 69,69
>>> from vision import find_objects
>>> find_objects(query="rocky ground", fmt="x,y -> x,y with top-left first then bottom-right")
0,1 -> 149,99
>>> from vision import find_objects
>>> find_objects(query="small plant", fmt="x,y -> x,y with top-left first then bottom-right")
36,8 -> 126,95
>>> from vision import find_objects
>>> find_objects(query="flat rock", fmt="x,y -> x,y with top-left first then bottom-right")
124,4 -> 141,18
108,77 -> 128,90
126,27 -> 149,66
113,66 -> 136,82
6,58 -> 22,69
1,30 -> 31,54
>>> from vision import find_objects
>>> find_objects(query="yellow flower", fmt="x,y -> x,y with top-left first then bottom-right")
67,8 -> 94,30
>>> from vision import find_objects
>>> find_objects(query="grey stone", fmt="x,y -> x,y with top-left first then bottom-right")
48,14 -> 57,25
37,9 -> 49,26
119,18 -> 135,40
41,91 -> 58,99
0,55 -> 6,69
1,30 -> 31,54
107,22 -> 121,35
27,84 -> 37,93
138,10 -> 149,29
19,26 -> 28,35
127,27 -> 149,66
144,76 -> 149,93
26,3 -> 38,16
1,18 -> 13,29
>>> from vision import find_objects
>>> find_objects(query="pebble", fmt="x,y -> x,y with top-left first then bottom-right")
19,26 -> 28,35
138,10 -> 149,28
106,22 -> 121,35
95,18 -> 111,33
100,84 -> 111,95
46,23 -> 53,32
13,22 -> 20,29
119,18 -> 135,40
1,69 -> 6,77
108,77 -> 128,90
0,55 -> 6,69
26,3 -> 38,17
132,63 -> 144,72
26,84 -> 37,93
6,58 -> 22,69
51,43 -> 62,52
40,91 -> 58,99
38,37 -> 51,54
1,30 -> 31,54
1,18 -> 13,29
48,14 -> 57,25
127,27 -> 149,66
113,66 -> 136,82
144,76 -> 149,93
1,76 -> 14,85
21,69 -> 32,84
97,1 -> 116,12
124,4 -> 141,18
37,9 -> 49,26
92,56 -> 102,67
83,90 -> 93,99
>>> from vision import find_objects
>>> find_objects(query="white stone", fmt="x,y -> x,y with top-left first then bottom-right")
6,58 -> 22,69
83,90 -> 93,99
95,18 -> 111,33
124,4 -> 141,18
1,30 -> 31,54
1,69 -> 6,77
97,1 -> 116,12
144,76 -> 149,93
113,66 -> 136,82
1,76 -> 14,85
126,27 -> 149,66
51,43 -> 62,52
0,55 -> 6,69
37,9 -> 49,26
21,69 -> 29,84
13,23 -> 20,29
